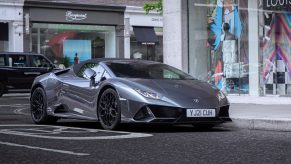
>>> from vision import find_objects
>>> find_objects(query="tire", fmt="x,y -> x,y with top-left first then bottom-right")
30,87 -> 58,124
192,124 -> 215,130
98,88 -> 121,130
0,82 -> 5,97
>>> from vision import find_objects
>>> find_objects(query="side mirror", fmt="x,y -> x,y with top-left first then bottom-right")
84,68 -> 97,87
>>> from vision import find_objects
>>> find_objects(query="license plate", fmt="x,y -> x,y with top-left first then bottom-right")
186,109 -> 215,117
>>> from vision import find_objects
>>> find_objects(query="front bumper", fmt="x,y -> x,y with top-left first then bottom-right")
122,101 -> 231,124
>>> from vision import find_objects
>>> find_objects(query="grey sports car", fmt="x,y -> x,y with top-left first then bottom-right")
30,58 -> 231,130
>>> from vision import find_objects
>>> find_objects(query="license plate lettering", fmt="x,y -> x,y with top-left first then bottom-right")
187,109 -> 215,117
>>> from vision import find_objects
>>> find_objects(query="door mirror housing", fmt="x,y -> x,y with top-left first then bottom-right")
84,68 -> 97,87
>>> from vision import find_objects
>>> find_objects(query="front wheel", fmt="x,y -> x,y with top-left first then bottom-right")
30,87 -> 58,124
98,88 -> 121,130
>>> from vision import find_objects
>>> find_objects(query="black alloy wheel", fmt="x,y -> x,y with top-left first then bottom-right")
98,88 -> 121,130
0,82 -> 4,97
30,87 -> 58,124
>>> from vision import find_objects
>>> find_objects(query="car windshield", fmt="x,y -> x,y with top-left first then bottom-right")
105,61 -> 195,80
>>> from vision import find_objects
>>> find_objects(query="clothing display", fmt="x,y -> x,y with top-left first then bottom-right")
222,40 -> 239,78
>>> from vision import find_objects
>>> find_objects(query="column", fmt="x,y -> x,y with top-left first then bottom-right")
9,21 -> 23,52
124,17 -> 131,59
105,31 -> 116,58
248,0 -> 260,96
163,0 -> 188,71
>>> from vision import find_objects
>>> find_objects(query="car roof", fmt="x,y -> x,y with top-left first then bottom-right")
73,58 -> 160,75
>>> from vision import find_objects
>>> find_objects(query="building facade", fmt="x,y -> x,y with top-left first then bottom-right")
0,0 -> 23,52
124,6 -> 163,62
163,0 -> 291,96
23,1 -> 125,66
21,0 -> 159,66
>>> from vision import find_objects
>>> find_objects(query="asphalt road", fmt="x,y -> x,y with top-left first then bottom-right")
1,94 -> 291,164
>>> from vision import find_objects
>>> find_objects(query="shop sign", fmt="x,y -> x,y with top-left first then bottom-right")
263,0 -> 291,11
66,11 -> 87,22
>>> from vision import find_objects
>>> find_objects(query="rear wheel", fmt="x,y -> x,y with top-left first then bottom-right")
0,82 -> 5,97
98,88 -> 121,130
30,87 -> 58,124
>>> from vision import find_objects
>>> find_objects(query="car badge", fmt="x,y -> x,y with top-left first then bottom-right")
193,99 -> 199,103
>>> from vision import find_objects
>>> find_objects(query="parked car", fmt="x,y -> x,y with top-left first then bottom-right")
30,58 -> 231,130
0,52 -> 56,97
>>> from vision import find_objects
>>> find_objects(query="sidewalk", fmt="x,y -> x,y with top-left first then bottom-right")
226,95 -> 291,131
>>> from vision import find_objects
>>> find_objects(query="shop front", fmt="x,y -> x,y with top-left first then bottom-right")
260,0 -> 291,95
24,1 -> 125,67
187,0 -> 291,96
188,0 -> 249,95
124,6 -> 163,62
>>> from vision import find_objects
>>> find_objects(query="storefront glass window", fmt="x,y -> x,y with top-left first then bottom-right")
259,6 -> 291,95
188,0 -> 249,94
31,23 -> 116,67
130,27 -> 163,62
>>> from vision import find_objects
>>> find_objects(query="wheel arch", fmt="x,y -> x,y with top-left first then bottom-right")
30,83 -> 45,97
97,84 -> 119,107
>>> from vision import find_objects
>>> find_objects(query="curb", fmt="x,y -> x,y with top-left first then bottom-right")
227,96 -> 291,105
224,118 -> 291,131
2,93 -> 30,97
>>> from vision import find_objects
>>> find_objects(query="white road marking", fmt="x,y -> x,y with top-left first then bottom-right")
13,108 -> 30,116
0,104 -> 29,107
0,124 -> 153,140
0,141 -> 89,156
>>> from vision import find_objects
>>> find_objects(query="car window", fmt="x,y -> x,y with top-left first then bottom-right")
78,63 -> 98,78
105,62 -> 194,80
31,55 -> 51,68
8,55 -> 27,67
0,55 -> 6,66
78,63 -> 111,81
163,69 -> 180,79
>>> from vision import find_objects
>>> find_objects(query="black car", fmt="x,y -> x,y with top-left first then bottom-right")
30,58 -> 231,130
0,52 -> 56,97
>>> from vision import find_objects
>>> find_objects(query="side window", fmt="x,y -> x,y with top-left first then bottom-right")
0,55 -> 6,66
8,55 -> 27,67
78,63 -> 98,78
93,65 -> 105,82
163,69 -> 180,79
78,63 -> 107,81
32,55 -> 51,68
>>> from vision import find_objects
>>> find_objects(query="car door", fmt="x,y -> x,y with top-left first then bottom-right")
28,55 -> 54,81
6,54 -> 33,89
60,63 -> 107,118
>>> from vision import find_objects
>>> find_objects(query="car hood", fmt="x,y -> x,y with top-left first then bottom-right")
123,78 -> 221,108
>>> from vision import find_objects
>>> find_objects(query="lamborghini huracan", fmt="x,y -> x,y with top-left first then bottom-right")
30,58 -> 231,130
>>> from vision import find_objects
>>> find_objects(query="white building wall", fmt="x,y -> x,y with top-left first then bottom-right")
105,31 -> 116,58
248,0 -> 260,96
163,0 -> 188,71
0,2 -> 24,52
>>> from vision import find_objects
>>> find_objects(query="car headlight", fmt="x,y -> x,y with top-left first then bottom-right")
135,89 -> 160,100
217,91 -> 226,102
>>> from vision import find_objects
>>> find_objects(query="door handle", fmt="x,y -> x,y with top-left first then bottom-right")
24,72 -> 41,75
